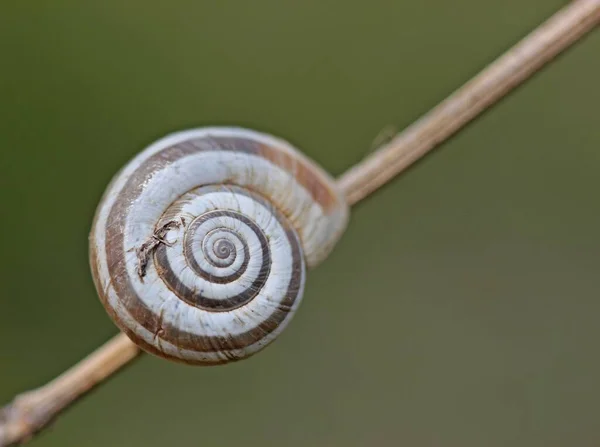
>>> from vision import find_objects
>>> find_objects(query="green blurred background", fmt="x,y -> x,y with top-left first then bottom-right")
1,1 -> 599,446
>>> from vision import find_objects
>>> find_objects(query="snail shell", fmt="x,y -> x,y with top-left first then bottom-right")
89,127 -> 349,365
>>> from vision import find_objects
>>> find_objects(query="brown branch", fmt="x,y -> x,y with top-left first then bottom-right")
338,0 -> 600,205
1,1 -> 599,445
0,334 -> 140,446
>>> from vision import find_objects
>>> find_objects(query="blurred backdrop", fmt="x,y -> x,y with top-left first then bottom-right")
1,1 -> 599,446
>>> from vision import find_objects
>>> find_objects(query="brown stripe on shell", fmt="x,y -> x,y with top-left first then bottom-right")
257,141 -> 338,212
179,135 -> 339,212
101,144 -> 304,357
154,210 -> 272,312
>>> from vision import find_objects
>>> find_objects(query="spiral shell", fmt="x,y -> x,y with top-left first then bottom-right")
89,127 -> 349,365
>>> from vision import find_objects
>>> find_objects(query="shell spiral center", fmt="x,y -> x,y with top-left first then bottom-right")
153,189 -> 283,313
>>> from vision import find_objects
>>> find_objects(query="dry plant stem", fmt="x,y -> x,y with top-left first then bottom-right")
1,1 -> 599,446
0,334 -> 140,446
338,0 -> 600,205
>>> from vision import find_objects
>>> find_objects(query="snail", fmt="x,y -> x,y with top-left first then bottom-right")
89,127 -> 349,365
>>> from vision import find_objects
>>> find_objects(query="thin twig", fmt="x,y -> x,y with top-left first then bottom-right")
1,1 -> 599,445
0,334 -> 140,446
338,0 -> 600,205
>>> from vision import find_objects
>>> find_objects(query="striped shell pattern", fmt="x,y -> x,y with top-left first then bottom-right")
89,127 -> 349,365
